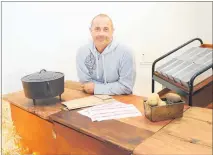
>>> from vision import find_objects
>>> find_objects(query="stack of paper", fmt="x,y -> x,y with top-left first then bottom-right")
61,95 -> 114,110
78,101 -> 142,122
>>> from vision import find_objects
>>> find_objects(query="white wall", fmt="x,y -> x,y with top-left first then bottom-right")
2,2 -> 212,96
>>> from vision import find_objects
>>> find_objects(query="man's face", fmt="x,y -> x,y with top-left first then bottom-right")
90,16 -> 114,47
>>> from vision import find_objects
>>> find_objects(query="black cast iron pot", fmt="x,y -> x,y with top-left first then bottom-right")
21,69 -> 64,104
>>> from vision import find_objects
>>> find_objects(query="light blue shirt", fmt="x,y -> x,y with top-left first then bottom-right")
76,39 -> 136,95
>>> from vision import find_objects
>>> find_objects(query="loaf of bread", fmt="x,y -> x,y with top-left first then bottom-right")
165,93 -> 181,102
146,93 -> 160,106
158,101 -> 167,106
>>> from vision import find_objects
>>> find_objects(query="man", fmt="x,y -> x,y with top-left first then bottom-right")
76,14 -> 136,95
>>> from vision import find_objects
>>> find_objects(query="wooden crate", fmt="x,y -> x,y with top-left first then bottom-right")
144,99 -> 184,122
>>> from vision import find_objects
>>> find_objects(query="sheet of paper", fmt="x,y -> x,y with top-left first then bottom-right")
94,95 -> 113,100
78,101 -> 142,122
95,112 -> 141,122
78,101 -> 125,118
62,95 -> 114,110
78,108 -> 91,117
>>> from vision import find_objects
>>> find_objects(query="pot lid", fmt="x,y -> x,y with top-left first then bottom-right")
21,69 -> 64,82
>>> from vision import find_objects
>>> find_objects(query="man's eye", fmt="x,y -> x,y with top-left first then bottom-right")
95,27 -> 100,31
104,28 -> 109,31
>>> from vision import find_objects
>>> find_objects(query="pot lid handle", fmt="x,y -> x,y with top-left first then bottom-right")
39,69 -> 47,74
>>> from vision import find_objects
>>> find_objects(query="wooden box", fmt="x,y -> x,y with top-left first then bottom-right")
143,98 -> 185,122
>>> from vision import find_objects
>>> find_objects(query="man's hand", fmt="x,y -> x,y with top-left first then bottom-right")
83,82 -> 95,94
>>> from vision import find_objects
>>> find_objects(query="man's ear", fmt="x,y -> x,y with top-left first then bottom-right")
111,28 -> 115,34
89,26 -> 93,32
111,27 -> 115,32
89,27 -> 92,35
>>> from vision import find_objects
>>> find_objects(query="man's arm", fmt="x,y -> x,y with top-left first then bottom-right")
76,47 -> 101,84
94,49 -> 136,95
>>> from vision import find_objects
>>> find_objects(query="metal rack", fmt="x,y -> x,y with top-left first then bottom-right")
152,38 -> 213,106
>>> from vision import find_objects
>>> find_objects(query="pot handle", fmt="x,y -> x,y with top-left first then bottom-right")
40,69 -> 47,73
46,81 -> 52,96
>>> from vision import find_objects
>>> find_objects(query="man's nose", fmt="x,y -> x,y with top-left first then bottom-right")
98,29 -> 106,35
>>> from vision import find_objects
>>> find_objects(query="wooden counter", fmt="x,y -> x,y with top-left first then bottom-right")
3,82 -> 212,155
134,107 -> 212,155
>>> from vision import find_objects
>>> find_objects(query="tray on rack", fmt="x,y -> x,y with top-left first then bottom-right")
152,38 -> 213,106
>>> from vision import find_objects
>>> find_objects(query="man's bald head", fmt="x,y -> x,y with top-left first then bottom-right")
90,14 -> 114,29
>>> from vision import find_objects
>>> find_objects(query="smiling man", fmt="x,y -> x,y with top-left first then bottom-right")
76,14 -> 136,95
